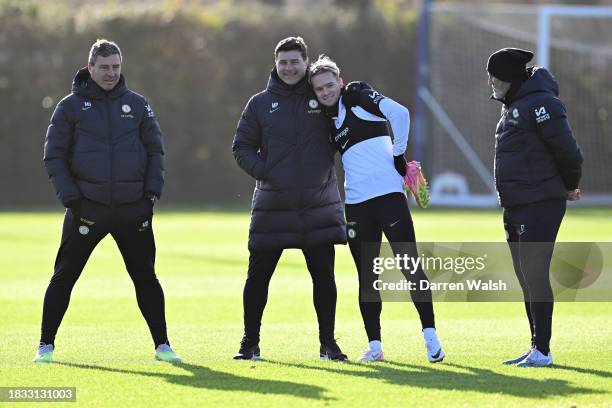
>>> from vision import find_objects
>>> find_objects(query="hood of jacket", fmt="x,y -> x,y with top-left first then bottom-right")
71,67 -> 128,100
512,66 -> 559,102
496,67 -> 559,106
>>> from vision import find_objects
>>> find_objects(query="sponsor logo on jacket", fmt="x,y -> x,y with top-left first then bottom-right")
534,106 -> 550,123
368,91 -> 384,105
145,104 -> 155,118
335,127 -> 350,149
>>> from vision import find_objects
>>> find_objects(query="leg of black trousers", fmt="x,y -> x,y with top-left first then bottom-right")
303,245 -> 337,344
503,209 -> 535,345
516,200 -> 566,355
243,249 -> 283,343
40,205 -> 108,345
346,201 -> 383,342
380,193 -> 435,329
112,200 -> 168,348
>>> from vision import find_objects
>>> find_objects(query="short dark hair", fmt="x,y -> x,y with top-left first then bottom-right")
88,39 -> 122,65
274,36 -> 308,60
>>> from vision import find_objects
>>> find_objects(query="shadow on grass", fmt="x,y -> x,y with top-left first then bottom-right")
56,361 -> 331,401
551,364 -> 612,378
262,359 -> 605,400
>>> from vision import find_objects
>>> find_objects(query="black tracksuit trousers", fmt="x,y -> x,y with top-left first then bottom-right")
40,198 -> 169,348
503,198 -> 566,355
345,192 -> 435,342
242,245 -> 337,344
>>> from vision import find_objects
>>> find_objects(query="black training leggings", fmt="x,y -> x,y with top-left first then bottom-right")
243,245 -> 337,344
503,199 -> 566,355
40,199 -> 169,348
345,192 -> 435,342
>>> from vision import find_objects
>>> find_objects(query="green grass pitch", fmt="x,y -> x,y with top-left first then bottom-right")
1,208 -> 611,407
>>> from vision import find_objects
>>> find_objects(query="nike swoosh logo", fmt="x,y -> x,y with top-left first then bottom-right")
269,107 -> 279,113
431,349 -> 441,359
82,107 -> 91,111
341,139 -> 349,150
390,220 -> 400,227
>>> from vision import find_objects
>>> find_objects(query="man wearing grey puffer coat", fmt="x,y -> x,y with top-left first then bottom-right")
232,36 -> 347,361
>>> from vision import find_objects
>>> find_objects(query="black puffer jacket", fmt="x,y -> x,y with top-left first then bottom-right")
44,68 -> 165,206
232,69 -> 347,250
494,67 -> 583,208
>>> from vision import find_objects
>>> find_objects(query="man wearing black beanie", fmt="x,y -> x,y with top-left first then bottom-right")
486,48 -> 583,367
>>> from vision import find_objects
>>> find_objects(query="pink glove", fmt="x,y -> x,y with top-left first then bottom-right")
403,161 -> 430,208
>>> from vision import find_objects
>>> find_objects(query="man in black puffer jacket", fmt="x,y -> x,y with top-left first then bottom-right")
35,39 -> 180,363
487,48 -> 583,368
232,37 -> 347,361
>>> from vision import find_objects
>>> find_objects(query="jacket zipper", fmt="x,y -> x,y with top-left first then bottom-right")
296,95 -> 304,239
106,97 -> 114,207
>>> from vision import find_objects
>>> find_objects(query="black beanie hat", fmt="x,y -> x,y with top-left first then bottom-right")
487,48 -> 534,83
